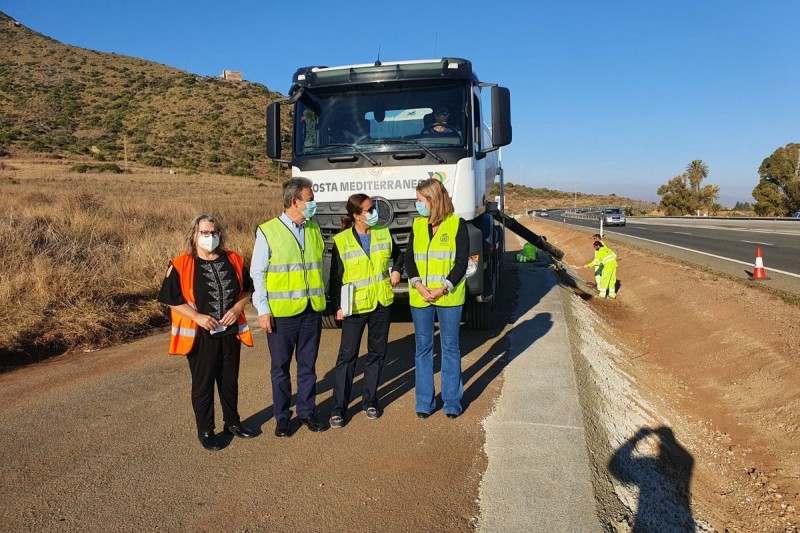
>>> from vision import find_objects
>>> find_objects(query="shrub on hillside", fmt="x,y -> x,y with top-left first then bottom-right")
139,155 -> 171,167
97,163 -> 123,173
69,163 -> 123,173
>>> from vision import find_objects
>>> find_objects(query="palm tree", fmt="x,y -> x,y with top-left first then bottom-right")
685,160 -> 709,193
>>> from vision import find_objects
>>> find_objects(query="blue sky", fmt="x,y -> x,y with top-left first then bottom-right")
3,1 -> 799,205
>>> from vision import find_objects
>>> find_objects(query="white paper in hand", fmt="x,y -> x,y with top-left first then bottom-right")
209,322 -> 227,335
340,283 -> 354,317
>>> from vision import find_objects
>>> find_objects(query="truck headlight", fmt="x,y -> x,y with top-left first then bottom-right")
466,254 -> 479,277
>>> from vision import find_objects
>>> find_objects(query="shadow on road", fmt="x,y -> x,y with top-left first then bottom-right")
247,251 -> 560,427
608,426 -> 696,532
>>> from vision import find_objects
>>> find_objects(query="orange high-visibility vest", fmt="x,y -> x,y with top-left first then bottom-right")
168,251 -> 254,355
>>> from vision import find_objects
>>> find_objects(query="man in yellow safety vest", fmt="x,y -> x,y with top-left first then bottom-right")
251,177 -> 327,437
585,240 -> 618,299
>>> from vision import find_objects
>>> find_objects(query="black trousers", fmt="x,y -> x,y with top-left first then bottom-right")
332,304 -> 391,417
186,332 -> 241,434
266,309 -> 322,421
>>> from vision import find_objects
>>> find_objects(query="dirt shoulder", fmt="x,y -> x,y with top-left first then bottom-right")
528,218 -> 799,532
0,269 -> 520,532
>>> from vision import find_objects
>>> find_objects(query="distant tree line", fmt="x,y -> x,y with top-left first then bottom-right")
656,142 -> 799,216
656,160 -> 720,215
751,143 -> 800,216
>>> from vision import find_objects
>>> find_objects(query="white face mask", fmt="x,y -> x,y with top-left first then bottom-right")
365,208 -> 379,226
301,200 -> 317,219
198,234 -> 220,252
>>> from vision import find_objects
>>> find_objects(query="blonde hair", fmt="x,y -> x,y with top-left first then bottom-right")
184,214 -> 226,256
416,178 -> 454,226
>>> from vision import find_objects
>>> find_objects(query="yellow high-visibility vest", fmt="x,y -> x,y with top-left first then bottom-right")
259,218 -> 325,317
587,246 -> 618,269
409,214 -> 466,308
333,226 -> 394,314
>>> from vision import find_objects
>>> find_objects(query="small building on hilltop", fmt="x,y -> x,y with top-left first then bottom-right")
221,70 -> 242,81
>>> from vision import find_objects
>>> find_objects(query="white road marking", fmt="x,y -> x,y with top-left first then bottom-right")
741,240 -> 775,246
673,231 -> 693,235
628,220 -> 800,236
619,234 -> 800,279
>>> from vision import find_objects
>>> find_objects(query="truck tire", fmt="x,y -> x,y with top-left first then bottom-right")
465,256 -> 496,330
465,296 -> 493,330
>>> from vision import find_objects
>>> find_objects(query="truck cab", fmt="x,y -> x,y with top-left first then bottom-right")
265,58 -> 512,329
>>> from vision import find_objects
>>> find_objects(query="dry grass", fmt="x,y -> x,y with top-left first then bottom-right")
0,158 -> 282,364
0,12 -> 287,178
0,156 -> 659,367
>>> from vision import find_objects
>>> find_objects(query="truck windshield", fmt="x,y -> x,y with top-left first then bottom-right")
294,80 -> 467,156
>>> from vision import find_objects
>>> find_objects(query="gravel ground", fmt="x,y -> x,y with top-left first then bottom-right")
533,218 -> 799,533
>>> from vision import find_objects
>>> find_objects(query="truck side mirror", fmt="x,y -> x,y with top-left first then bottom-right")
266,102 -> 281,160
491,87 -> 512,147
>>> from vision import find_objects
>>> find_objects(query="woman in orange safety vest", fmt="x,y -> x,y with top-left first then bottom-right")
157,214 -> 255,451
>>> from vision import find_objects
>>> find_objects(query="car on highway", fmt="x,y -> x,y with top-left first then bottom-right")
601,207 -> 626,226
791,211 -> 800,218
539,210 -> 549,217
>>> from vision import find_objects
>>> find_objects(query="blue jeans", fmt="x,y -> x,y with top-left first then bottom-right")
410,304 -> 463,416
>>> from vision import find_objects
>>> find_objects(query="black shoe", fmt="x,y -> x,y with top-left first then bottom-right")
199,431 -> 222,451
274,419 -> 290,438
445,413 -> 460,419
224,423 -> 256,439
416,412 -> 430,419
299,414 -> 326,432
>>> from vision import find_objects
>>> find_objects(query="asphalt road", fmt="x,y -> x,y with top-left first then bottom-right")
0,259 -> 524,532
537,211 -> 800,295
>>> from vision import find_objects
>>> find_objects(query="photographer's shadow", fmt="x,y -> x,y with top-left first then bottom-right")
608,426 -> 696,532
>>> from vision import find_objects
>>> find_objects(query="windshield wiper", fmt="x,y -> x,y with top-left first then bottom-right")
364,140 -> 446,164
304,143 -> 379,166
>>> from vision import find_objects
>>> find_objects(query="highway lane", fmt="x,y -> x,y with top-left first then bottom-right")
536,210 -> 800,294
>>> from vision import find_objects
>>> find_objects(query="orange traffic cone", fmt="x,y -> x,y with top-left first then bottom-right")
750,247 -> 770,280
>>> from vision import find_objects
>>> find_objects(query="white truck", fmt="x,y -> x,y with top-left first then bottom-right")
266,58 -> 561,329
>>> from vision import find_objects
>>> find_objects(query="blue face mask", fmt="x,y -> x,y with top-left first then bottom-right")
415,201 -> 430,217
365,208 -> 380,226
301,200 -> 317,219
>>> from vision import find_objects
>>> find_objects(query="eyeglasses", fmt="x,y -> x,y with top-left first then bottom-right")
199,230 -> 220,237
435,111 -> 449,117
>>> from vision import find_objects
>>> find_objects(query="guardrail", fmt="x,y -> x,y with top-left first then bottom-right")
629,215 -> 800,222
560,210 -> 800,222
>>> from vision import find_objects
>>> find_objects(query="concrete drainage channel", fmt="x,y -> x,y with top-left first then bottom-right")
556,264 -> 712,532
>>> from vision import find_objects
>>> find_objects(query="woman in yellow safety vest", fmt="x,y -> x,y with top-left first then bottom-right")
158,214 -> 256,451
328,194 -> 404,428
404,178 -> 469,419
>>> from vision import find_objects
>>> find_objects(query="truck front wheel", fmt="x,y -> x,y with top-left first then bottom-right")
465,296 -> 493,330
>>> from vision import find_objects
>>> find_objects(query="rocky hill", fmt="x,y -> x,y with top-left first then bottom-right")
498,182 -> 656,214
0,11 -> 283,178
0,11 -> 659,206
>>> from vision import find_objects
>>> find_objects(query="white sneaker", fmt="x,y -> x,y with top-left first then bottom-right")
329,415 -> 344,429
